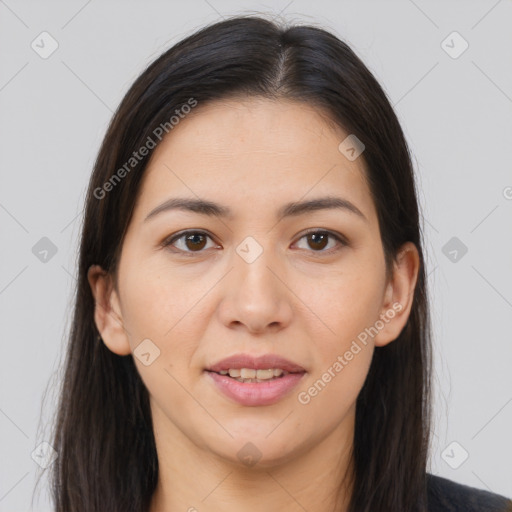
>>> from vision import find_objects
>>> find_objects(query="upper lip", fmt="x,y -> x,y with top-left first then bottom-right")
206,353 -> 306,373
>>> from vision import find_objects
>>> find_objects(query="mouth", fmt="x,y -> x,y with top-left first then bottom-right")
206,352 -> 306,374
205,367 -> 302,383
204,353 -> 307,406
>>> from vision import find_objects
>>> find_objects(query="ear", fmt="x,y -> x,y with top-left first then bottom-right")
87,264 -> 131,356
373,242 -> 420,347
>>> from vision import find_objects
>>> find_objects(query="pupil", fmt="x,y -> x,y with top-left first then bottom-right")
309,233 -> 327,250
186,234 -> 206,250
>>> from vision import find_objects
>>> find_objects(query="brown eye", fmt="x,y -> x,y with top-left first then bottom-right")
163,229 -> 346,256
183,233 -> 208,251
163,231 -> 215,254
295,230 -> 347,254
306,232 -> 329,251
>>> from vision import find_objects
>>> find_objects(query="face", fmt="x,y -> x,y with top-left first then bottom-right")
89,97 -> 418,470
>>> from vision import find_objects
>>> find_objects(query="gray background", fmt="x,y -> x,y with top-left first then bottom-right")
1,0 -> 511,510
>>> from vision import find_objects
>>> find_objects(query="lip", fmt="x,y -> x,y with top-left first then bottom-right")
206,353 -> 306,373
204,353 -> 306,407
205,371 -> 306,406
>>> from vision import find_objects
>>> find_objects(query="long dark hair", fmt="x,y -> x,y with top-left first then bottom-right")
40,13 -> 432,512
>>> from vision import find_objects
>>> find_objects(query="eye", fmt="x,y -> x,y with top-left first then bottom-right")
162,229 -> 347,256
294,229 -> 347,254
162,230 -> 218,255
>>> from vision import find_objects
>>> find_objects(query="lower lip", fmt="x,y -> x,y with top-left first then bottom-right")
205,371 -> 306,406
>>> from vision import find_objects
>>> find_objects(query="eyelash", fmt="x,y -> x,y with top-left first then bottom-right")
161,229 -> 348,257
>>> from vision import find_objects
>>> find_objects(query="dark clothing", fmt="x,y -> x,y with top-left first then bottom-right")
427,474 -> 512,511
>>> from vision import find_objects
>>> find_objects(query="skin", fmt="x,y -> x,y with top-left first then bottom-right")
88,97 -> 419,512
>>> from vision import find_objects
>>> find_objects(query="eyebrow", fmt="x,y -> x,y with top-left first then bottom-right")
144,196 -> 368,223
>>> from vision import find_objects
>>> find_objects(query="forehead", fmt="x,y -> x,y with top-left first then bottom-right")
136,98 -> 376,223
150,97 -> 350,162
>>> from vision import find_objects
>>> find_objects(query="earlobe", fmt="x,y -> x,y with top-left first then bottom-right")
373,242 -> 420,347
87,264 -> 132,356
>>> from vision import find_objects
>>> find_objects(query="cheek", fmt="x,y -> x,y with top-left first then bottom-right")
294,253 -> 385,400
119,257 -> 194,342
119,257 -> 207,386
293,344 -> 372,448
121,264 -> 200,409
294,273 -> 380,427
298,256 -> 386,345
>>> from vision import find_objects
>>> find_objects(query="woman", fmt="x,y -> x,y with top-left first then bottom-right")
46,14 -> 511,512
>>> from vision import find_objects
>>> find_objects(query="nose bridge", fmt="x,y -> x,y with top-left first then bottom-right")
234,234 -> 280,295
217,234 -> 292,332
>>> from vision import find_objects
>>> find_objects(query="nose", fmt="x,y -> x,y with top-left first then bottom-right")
216,244 -> 293,335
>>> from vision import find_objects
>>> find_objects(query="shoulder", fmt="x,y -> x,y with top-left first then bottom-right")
427,473 -> 512,512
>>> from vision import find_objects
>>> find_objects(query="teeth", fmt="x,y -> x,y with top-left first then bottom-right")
234,378 -> 272,383
218,368 -> 288,380
240,368 -> 256,379
254,369 -> 273,380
